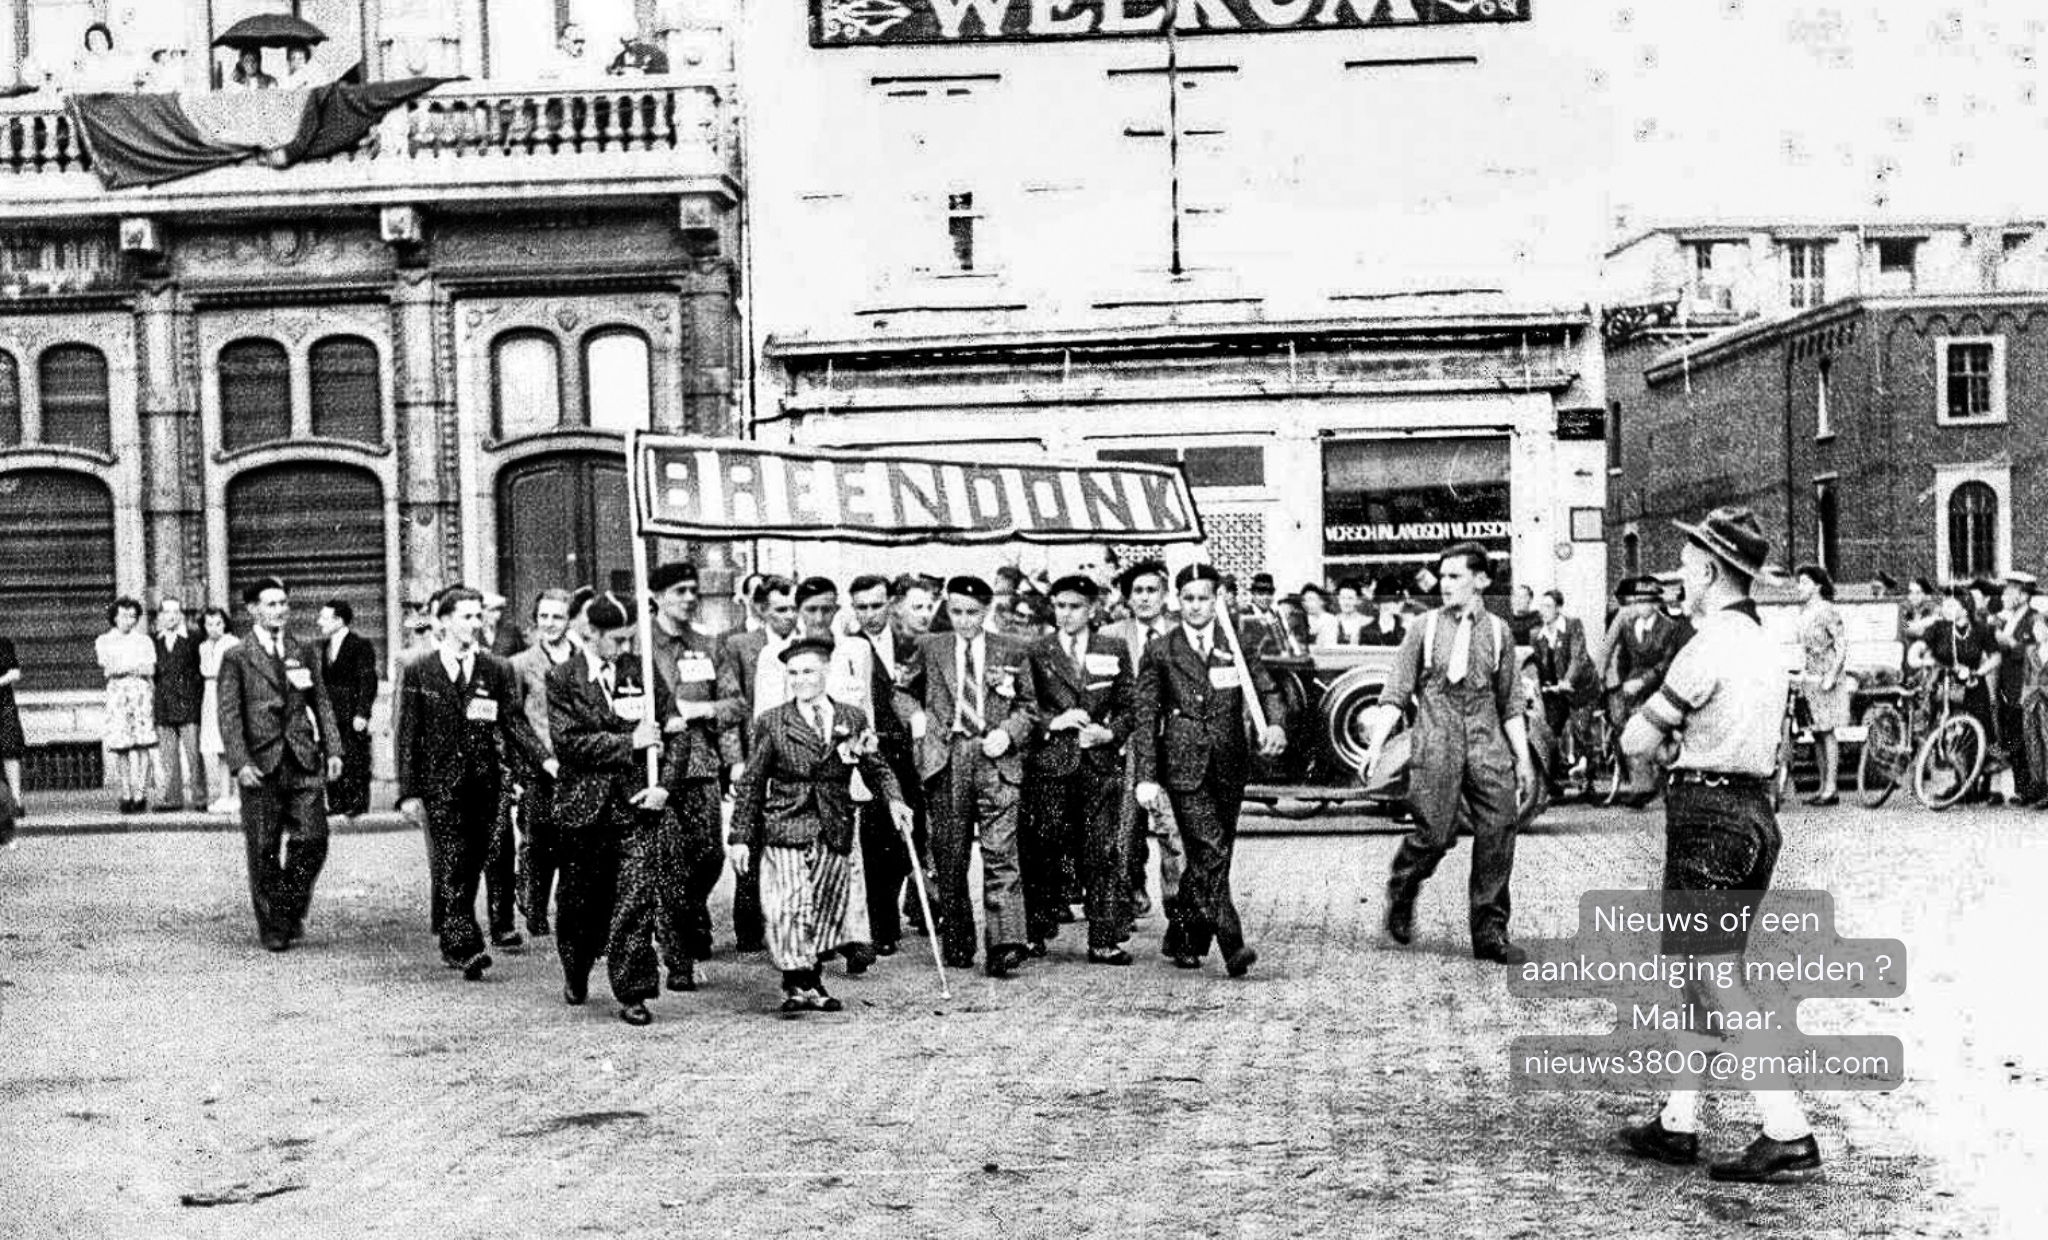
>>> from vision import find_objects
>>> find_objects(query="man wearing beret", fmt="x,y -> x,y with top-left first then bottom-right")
900,575 -> 1042,977
646,560 -> 746,991
1022,574 -> 1138,964
1133,563 -> 1287,977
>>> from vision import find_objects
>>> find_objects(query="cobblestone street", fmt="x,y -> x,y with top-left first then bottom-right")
0,802 -> 2035,1239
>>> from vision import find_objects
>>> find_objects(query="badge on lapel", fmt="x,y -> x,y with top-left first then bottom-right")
990,665 -> 1019,700
284,658 -> 313,691
1084,652 -> 1121,677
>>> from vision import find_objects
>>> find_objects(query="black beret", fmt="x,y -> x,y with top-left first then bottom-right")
778,635 -> 836,664
585,597 -> 631,632
1250,572 -> 1276,592
1117,559 -> 1169,596
795,575 -> 838,606
945,575 -> 994,605
1175,562 -> 1222,591
1048,574 -> 1099,601
648,561 -> 698,592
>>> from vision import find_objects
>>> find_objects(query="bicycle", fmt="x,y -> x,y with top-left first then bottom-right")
1855,667 -> 1988,810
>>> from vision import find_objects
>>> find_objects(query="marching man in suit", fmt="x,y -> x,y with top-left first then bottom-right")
315,600 -> 379,819
1133,563 -> 1287,978
394,587 -> 551,981
837,573 -> 920,959
1025,573 -> 1137,965
509,588 -> 578,938
1604,576 -> 1687,806
715,573 -> 799,953
1107,559 -> 1183,941
730,636 -> 912,1013
546,597 -> 684,1026
216,577 -> 343,952
901,575 -> 1041,978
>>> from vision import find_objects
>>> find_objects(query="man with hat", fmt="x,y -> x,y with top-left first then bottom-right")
1133,562 -> 1287,976
1616,506 -> 1822,1184
1108,558 -> 1183,933
729,635 -> 912,1013
1992,571 -> 2040,803
1358,543 -> 1536,966
646,560 -> 744,989
1603,575 -> 1687,807
1021,573 -> 1137,964
793,574 -> 879,974
900,574 -> 1042,977
1239,572 -> 1299,658
716,573 -> 800,952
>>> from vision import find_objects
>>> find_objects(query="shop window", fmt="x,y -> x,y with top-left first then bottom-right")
1099,444 -> 1264,488
219,338 -> 291,452
1321,436 -> 1511,590
491,330 -> 563,440
1937,337 -> 2004,424
0,351 -> 19,446
1948,481 -> 1999,579
38,342 -> 110,454
1787,240 -> 1827,310
309,336 -> 382,444
583,329 -> 652,434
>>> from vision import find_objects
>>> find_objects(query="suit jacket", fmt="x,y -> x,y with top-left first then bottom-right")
650,620 -> 745,780
1134,621 -> 1286,793
1025,628 -> 1134,778
715,627 -> 774,766
731,699 -> 903,854
320,630 -> 380,729
393,649 -> 548,803
546,651 -> 686,834
153,629 -> 204,726
900,631 -> 1040,784
217,633 -> 342,780
1610,611 -> 1686,699
1531,616 -> 1596,706
509,639 -> 577,759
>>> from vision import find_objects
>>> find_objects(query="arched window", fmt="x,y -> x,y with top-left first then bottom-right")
39,344 -> 110,453
1948,481 -> 1999,579
1815,482 -> 1840,580
219,338 -> 292,452
491,331 -> 563,440
309,336 -> 382,444
228,464 -> 388,651
583,329 -> 652,434
0,351 -> 19,446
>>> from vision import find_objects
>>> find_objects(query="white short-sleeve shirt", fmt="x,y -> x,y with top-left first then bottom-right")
1657,604 -> 1786,778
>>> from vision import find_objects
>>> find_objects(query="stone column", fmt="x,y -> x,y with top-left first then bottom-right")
679,255 -> 742,630
133,282 -> 205,603
391,267 -> 458,620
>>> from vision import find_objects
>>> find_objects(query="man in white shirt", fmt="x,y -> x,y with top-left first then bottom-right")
1108,559 -> 1182,934
716,574 -> 799,951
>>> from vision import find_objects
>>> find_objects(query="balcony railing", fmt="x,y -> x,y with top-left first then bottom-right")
0,76 -> 730,207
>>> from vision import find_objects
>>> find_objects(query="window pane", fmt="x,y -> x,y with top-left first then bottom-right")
1948,482 -> 1998,577
1184,445 -> 1264,488
492,332 -> 562,440
0,352 -> 19,446
309,336 -> 381,444
219,339 -> 291,452
1099,447 -> 1178,468
584,331 -> 651,434
1946,344 -> 1994,419
39,343 -> 110,453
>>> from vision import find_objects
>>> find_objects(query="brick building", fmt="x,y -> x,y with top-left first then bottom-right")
1606,291 -> 2048,588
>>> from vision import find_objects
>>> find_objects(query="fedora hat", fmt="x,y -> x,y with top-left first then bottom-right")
1616,576 -> 1662,604
1671,506 -> 1778,581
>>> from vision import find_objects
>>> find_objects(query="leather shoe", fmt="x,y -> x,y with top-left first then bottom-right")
1087,947 -> 1133,966
843,943 -> 877,975
260,933 -> 290,953
563,978 -> 587,1006
1171,954 -> 1203,969
1708,1133 -> 1822,1183
667,963 -> 696,993
1473,939 -> 1529,966
874,940 -> 899,957
461,952 -> 492,981
985,945 -> 1026,978
779,994 -> 808,1014
1225,946 -> 1258,978
1384,893 -> 1415,946
1618,1118 -> 1699,1165
490,931 -> 524,949
805,987 -> 844,1013
619,1003 -> 653,1026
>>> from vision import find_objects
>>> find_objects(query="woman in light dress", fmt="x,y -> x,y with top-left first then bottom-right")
1794,565 -> 1850,806
95,596 -> 157,814
198,606 -> 242,815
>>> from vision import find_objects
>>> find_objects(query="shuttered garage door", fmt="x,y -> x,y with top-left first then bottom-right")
227,464 -> 387,651
0,469 -> 117,689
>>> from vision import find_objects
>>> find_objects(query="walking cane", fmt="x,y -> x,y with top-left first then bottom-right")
624,432 -> 663,794
898,811 -> 951,1001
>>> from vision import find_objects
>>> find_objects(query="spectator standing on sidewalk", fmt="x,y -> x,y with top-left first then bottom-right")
96,597 -> 157,815
198,606 -> 241,816
316,601 -> 380,819
1618,506 -> 1822,1185
0,631 -> 23,817
151,598 -> 206,813
1793,566 -> 1848,807
1992,572 -> 2040,806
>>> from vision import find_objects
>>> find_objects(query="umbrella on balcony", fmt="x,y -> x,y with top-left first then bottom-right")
213,14 -> 328,51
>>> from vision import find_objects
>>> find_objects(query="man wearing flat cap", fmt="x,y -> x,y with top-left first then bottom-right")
646,560 -> 746,990
1616,506 -> 1822,1184
1022,573 -> 1137,964
1133,562 -> 1287,977
899,575 -> 1042,977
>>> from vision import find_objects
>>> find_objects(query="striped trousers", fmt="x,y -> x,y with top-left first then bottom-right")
760,840 -> 866,973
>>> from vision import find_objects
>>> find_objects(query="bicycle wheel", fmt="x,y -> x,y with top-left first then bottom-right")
1912,714 -> 1988,811
1856,703 -> 1905,808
